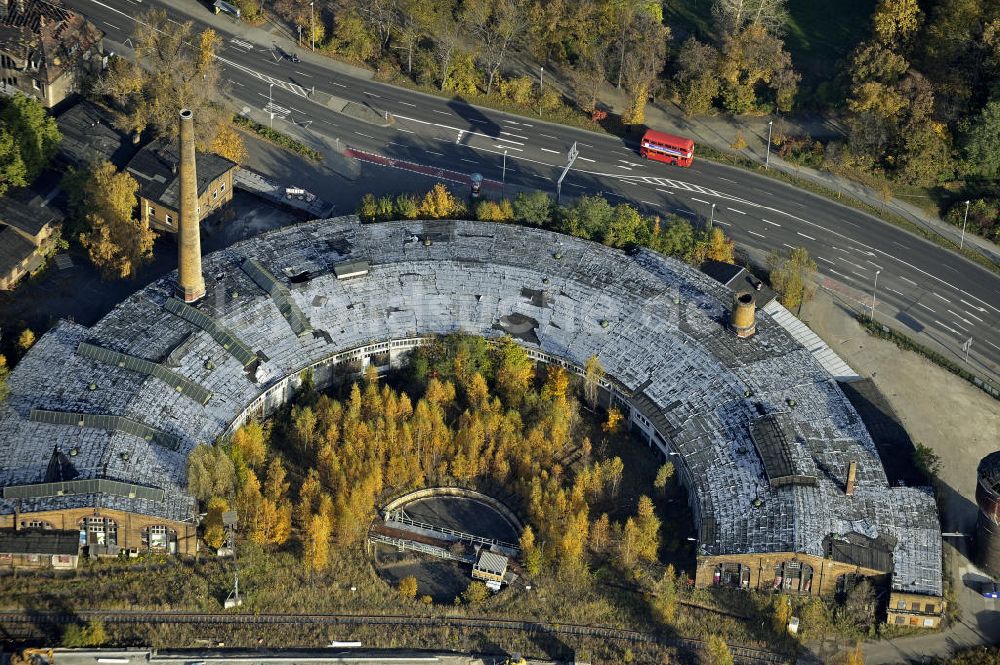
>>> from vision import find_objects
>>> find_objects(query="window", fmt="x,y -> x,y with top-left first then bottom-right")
165,214 -> 173,226
895,616 -> 905,625
220,182 -> 226,192
911,602 -> 920,611
897,600 -> 906,609
923,618 -> 934,627
80,516 -> 117,547
20,520 -> 52,529
924,603 -> 936,613
56,555 -> 72,564
212,189 -> 218,200
27,554 -> 40,562
149,206 -> 156,219
0,553 -> 10,562
141,524 -> 177,551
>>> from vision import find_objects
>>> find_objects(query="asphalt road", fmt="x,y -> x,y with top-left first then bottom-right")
66,0 -> 1000,385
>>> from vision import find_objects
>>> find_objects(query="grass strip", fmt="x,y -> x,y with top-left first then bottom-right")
857,314 -> 999,401
233,114 -> 323,162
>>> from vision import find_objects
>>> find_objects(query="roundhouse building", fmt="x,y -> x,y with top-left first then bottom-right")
0,218 -> 942,625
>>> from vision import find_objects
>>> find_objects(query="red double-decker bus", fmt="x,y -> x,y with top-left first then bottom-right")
639,129 -> 695,167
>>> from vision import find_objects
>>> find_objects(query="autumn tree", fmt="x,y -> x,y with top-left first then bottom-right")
418,182 -> 464,219
461,581 -> 489,604
202,496 -> 230,550
17,329 -> 35,351
97,10 -> 227,147
619,12 -> 670,126
520,525 -> 543,576
768,246 -> 816,312
583,355 -> 605,409
463,0 -> 529,95
231,421 -> 267,470
772,595 -> 792,633
654,462 -> 674,496
494,336 -> 534,408
652,564 -> 678,623
78,161 -> 155,279
705,635 -> 734,665
871,0 -> 921,47
713,0 -> 789,38
674,38 -> 721,116
602,407 -> 624,433
187,444 -> 237,502
398,575 -> 419,599
302,510 -> 332,574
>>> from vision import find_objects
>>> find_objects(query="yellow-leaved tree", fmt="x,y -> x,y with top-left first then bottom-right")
79,161 -> 155,279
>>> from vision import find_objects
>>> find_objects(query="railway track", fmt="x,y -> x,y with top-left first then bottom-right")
0,610 -> 789,665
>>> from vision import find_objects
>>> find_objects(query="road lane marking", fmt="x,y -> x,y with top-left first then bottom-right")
356,132 -> 376,139
748,230 -> 766,239
460,158 -> 478,164
294,71 -> 312,78
963,310 -> 984,323
493,144 -> 523,151
364,91 -> 381,98
393,114 -> 430,125
850,270 -> 866,278
718,176 -> 737,183
433,110 -> 450,115
540,134 -> 558,139
714,220 -> 731,226
103,20 -> 121,30
817,256 -> 834,265
540,148 -> 559,154
616,165 -> 633,170
641,200 -> 657,206
577,156 -> 595,162
398,101 -> 416,107
675,209 -> 696,217
932,292 -> 949,302
330,81 -> 347,88
727,208 -> 746,214
796,232 -> 816,240
762,219 -> 780,227
900,276 -> 917,285
501,131 -> 529,140
782,243 -> 796,250
656,188 -> 675,194
425,150 -> 444,156
691,198 -> 710,204
917,302 -> 936,313
397,128 -> 414,133
986,339 -> 1000,352
887,287 -> 905,296
960,299 -> 987,313
947,309 -> 975,326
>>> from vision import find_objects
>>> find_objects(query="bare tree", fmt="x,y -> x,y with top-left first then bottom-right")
463,0 -> 529,96
713,0 -> 787,37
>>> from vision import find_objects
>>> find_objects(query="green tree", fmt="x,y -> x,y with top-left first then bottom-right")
0,93 -> 60,182
512,190 -> 553,226
604,204 -> 645,248
652,564 -> 678,623
559,195 -> 613,240
0,125 -> 28,196
674,38 -> 721,116
768,246 -> 816,312
964,101 -> 1000,179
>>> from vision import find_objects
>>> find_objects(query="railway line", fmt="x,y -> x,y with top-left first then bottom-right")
0,610 -> 789,665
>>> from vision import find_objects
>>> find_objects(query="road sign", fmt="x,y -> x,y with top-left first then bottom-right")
556,141 -> 580,204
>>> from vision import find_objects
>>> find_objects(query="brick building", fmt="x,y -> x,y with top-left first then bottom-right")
0,0 -> 104,109
126,138 -> 235,233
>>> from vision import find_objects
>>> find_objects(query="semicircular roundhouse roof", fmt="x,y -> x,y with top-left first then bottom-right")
0,217 -> 941,595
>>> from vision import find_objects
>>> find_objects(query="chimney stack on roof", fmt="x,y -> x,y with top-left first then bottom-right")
846,460 -> 858,496
177,108 -> 205,303
730,291 -> 757,338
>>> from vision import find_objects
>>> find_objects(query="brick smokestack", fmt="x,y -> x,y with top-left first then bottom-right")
177,109 -> 205,303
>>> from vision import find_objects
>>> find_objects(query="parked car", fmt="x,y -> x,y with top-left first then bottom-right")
979,580 -> 999,598
290,53 -> 300,63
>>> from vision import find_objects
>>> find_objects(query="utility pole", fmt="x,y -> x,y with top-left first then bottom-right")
222,511 -> 242,608
870,269 -> 881,320
707,203 -> 715,230
960,199 -> 970,250
310,2 -> 315,52
539,66 -> 544,117
765,120 -> 774,169
502,148 -> 508,198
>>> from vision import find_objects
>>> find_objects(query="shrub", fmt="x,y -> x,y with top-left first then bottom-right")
460,581 -> 489,605
376,195 -> 395,221
358,193 -> 377,222
232,115 -> 322,162
476,199 -> 514,222
394,193 -> 419,219
398,575 -> 418,600
944,198 -> 998,241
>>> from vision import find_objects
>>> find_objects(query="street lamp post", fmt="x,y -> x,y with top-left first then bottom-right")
501,149 -> 508,198
707,203 -> 715,230
268,82 -> 274,129
960,199 -> 970,250
765,120 -> 774,169
539,66 -> 544,117
310,2 -> 315,52
871,269 -> 881,319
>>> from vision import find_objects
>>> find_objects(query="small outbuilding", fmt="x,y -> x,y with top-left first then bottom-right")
472,549 -> 508,584
0,529 -> 80,570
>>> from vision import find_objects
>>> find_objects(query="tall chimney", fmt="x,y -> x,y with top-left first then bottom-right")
846,461 -> 858,496
730,291 -> 757,338
177,109 -> 205,303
